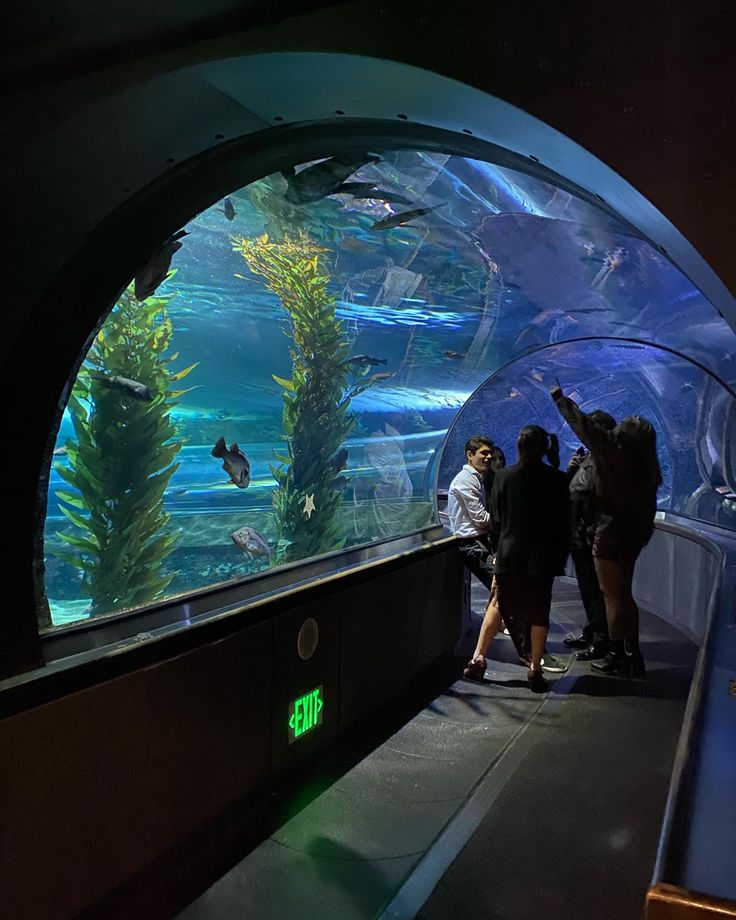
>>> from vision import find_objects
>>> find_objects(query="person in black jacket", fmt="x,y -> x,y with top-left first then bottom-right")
490,425 -> 570,692
564,410 -> 616,660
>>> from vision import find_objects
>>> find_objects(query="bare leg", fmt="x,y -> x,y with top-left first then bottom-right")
472,584 -> 502,661
594,558 -> 636,641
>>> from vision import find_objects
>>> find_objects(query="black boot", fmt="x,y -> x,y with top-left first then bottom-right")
576,640 -> 609,661
591,640 -> 627,674
625,637 -> 646,679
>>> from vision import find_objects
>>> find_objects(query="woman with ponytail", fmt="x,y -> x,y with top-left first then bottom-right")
484,425 -> 570,692
551,385 -> 662,678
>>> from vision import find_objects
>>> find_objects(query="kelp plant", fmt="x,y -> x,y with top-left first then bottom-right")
53,285 -> 196,617
233,230 -> 376,564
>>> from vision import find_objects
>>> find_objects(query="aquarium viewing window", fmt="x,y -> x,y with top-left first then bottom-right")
40,148 -> 736,632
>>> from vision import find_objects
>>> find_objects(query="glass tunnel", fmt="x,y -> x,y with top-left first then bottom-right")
41,148 -> 736,629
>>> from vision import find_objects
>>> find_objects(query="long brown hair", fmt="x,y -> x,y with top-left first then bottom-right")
616,416 -> 662,489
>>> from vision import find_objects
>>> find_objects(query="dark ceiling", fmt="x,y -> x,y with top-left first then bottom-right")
4,0 -> 735,295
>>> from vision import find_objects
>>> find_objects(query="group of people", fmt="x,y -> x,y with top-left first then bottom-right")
448,384 -> 662,692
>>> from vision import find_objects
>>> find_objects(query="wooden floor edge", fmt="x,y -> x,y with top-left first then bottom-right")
647,883 -> 736,918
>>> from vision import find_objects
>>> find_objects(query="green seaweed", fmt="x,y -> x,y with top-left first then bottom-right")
52,285 -> 195,617
233,231 -> 377,564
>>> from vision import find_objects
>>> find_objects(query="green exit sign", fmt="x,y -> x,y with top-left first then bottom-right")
288,686 -> 324,743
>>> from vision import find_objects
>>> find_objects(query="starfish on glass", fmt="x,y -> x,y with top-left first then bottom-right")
302,493 -> 316,519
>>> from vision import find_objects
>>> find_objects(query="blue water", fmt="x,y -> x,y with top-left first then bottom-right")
42,150 -> 736,626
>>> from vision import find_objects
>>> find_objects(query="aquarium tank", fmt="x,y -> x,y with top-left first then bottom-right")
41,149 -> 736,629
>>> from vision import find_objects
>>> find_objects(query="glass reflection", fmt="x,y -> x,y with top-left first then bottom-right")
42,150 -> 736,628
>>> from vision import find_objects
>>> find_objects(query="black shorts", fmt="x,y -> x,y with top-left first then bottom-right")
457,535 -> 495,592
593,513 -> 653,563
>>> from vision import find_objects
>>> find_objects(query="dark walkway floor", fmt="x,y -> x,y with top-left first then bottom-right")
179,577 -> 696,920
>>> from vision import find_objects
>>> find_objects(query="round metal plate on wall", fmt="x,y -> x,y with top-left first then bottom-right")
297,617 -> 319,661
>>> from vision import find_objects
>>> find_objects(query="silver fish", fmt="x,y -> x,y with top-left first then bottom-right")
89,372 -> 153,401
345,354 -> 388,367
371,206 -> 438,231
212,436 -> 250,488
231,526 -> 271,557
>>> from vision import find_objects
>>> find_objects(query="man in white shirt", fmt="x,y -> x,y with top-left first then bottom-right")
448,436 -> 528,675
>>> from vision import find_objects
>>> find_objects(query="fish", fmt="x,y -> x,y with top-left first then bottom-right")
52,445 -> 68,456
368,371 -> 395,382
89,372 -> 153,401
407,409 -> 433,432
134,229 -> 187,300
282,153 -> 380,204
509,387 -> 522,399
331,475 -> 348,491
442,350 -> 466,360
371,206 -> 439,231
337,183 -> 411,205
344,354 -> 388,367
230,526 -> 271,557
211,436 -> 251,488
330,447 -> 349,473
217,198 -> 236,220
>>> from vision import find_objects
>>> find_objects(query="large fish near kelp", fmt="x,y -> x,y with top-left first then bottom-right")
89,372 -> 153,401
231,526 -> 270,557
212,436 -> 251,488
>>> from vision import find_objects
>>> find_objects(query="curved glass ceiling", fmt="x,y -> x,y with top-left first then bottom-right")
42,149 -> 736,628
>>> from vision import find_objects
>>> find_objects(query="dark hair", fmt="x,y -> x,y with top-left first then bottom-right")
616,416 -> 663,488
589,409 -> 616,431
517,425 -> 560,468
490,445 -> 507,470
464,435 -> 493,457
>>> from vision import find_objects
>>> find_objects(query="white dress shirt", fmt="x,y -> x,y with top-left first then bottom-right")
447,464 -> 491,537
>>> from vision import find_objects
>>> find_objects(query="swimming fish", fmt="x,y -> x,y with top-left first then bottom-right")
442,350 -> 466,360
134,229 -> 187,300
217,198 -> 236,220
345,354 -> 388,367
337,183 -> 411,205
367,371 -> 395,382
330,447 -> 349,473
230,526 -> 271,557
371,206 -> 439,231
52,445 -> 68,456
89,372 -> 153,401
282,154 -> 380,204
332,475 -> 348,491
212,436 -> 251,488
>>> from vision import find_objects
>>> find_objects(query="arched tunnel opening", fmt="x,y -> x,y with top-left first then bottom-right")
37,145 -> 736,632
3,49 -> 736,920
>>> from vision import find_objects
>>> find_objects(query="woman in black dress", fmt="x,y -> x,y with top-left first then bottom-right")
490,425 -> 570,692
551,384 -> 662,677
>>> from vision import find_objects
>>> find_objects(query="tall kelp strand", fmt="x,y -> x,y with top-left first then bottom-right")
233,231 -> 377,564
51,285 -> 196,619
